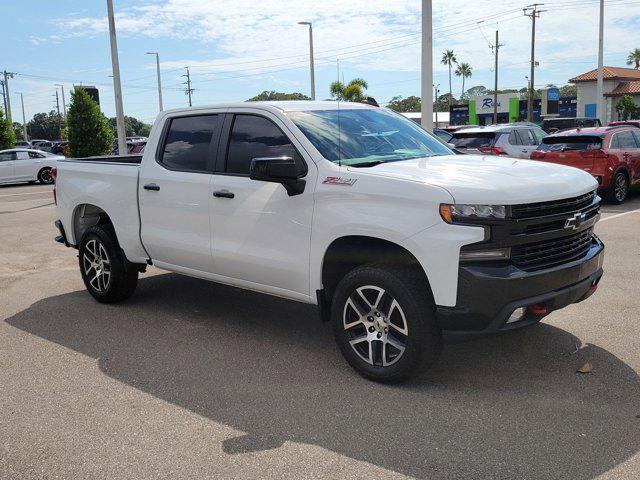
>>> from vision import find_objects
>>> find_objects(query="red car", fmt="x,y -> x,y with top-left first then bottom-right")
609,120 -> 640,129
531,126 -> 640,203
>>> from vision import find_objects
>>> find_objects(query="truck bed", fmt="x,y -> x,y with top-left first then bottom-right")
55,156 -> 148,264
67,154 -> 143,164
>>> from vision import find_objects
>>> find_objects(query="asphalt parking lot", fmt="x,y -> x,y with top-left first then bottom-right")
1,183 -> 640,480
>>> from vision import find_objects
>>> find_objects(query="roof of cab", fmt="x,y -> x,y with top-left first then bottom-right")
163,100 -> 375,116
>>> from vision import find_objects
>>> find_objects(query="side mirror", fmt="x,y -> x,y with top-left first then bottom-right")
249,156 -> 305,196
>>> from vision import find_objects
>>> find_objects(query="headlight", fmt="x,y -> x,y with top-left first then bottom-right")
439,203 -> 506,223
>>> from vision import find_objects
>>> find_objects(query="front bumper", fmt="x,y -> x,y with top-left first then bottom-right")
436,235 -> 604,338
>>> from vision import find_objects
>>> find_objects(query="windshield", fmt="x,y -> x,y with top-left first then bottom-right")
287,108 -> 452,166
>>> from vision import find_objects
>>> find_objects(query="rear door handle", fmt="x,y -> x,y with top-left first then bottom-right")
143,183 -> 160,191
213,190 -> 235,199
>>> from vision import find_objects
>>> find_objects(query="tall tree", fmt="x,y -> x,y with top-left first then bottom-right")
247,91 -> 311,101
441,50 -> 457,108
454,62 -> 472,99
67,87 -> 114,158
0,110 -> 16,149
26,111 -> 62,140
329,78 -> 369,102
626,48 -> 640,68
387,95 -> 421,112
108,116 -> 152,138
465,85 -> 488,98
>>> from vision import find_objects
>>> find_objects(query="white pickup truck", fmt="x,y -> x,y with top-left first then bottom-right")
54,101 -> 604,382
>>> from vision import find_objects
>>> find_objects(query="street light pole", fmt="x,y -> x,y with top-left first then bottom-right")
15,91 -> 28,141
106,0 -> 127,156
421,0 -> 434,131
597,0 -> 605,122
298,22 -> 316,100
147,51 -> 163,112
55,84 -> 67,118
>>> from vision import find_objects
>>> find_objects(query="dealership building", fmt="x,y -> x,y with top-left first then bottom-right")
569,66 -> 640,123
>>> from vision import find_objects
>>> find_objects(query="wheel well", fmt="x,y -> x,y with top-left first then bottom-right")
72,204 -> 114,245
321,236 -> 433,307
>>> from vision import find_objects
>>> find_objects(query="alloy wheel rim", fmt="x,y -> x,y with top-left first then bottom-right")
615,175 -> 627,202
343,285 -> 408,367
40,169 -> 53,184
82,239 -> 111,292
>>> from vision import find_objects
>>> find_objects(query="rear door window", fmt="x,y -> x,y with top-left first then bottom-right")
508,130 -> 524,145
617,130 -> 639,149
0,152 -> 16,161
451,132 -> 496,148
160,115 -> 220,172
631,129 -> 640,148
28,151 -> 44,158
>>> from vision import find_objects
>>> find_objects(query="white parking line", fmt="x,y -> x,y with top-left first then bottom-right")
0,190 -> 52,198
600,208 -> 640,222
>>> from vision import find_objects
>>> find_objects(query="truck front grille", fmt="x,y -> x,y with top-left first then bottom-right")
511,191 -> 596,219
512,228 -> 594,271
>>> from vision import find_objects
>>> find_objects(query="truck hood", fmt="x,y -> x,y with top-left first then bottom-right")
349,154 -> 598,204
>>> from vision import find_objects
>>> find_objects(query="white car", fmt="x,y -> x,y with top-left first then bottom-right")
0,149 -> 62,185
53,102 -> 604,382
451,124 -> 548,158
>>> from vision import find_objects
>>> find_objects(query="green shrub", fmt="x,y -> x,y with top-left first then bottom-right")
67,87 -> 114,157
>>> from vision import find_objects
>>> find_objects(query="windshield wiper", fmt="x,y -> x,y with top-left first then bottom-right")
350,160 -> 386,168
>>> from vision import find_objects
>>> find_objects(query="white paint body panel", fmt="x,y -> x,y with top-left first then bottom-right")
55,101 -> 598,309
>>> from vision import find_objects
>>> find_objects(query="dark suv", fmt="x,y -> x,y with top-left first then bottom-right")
541,117 -> 602,134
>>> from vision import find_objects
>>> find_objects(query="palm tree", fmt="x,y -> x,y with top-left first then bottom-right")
454,62 -> 473,99
441,50 -> 457,108
329,78 -> 369,102
627,48 -> 640,69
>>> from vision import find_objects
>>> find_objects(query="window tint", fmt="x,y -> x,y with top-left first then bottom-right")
610,134 -> 621,149
451,132 -> 496,148
0,152 -> 16,161
632,130 -> 640,148
226,115 -> 296,175
519,129 -> 538,146
618,130 -> 638,149
28,151 -> 44,158
160,115 -> 219,171
508,130 -> 524,145
532,128 -> 546,144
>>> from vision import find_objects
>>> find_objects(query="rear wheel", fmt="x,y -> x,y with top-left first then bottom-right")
38,167 -> 54,184
79,225 -> 138,303
331,264 -> 442,383
605,170 -> 628,204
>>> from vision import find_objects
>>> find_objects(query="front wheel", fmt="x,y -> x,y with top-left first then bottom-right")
331,264 -> 442,383
79,225 -> 138,303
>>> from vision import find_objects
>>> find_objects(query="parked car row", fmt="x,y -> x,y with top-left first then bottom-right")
450,124 -> 640,203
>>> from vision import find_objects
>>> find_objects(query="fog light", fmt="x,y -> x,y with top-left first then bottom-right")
506,307 -> 525,324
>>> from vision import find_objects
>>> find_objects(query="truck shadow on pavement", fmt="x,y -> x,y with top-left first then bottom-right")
7,273 -> 640,479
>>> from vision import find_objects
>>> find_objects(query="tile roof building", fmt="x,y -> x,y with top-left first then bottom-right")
569,66 -> 640,123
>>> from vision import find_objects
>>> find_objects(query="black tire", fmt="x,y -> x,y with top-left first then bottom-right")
78,224 -> 138,303
331,264 -> 442,383
37,167 -> 54,184
605,170 -> 629,204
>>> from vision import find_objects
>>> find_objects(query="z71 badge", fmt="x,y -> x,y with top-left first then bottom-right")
322,176 -> 357,186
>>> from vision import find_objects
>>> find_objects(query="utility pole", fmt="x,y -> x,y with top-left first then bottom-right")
298,22 -> 316,100
3,71 -> 15,123
55,84 -> 67,118
53,90 -> 62,138
0,80 -> 6,115
106,0 -> 127,156
524,4 -> 545,122
434,84 -> 440,127
146,52 -> 163,112
597,0 -> 605,122
183,67 -> 194,107
421,0 -> 434,131
492,30 -> 503,124
15,92 -> 28,140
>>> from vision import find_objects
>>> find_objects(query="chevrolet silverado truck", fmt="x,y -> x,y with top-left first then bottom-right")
53,102 -> 604,382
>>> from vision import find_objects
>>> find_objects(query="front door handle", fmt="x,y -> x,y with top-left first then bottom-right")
143,183 -> 160,191
213,190 -> 235,199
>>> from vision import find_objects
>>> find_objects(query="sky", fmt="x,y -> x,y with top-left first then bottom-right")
1,0 -> 639,125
